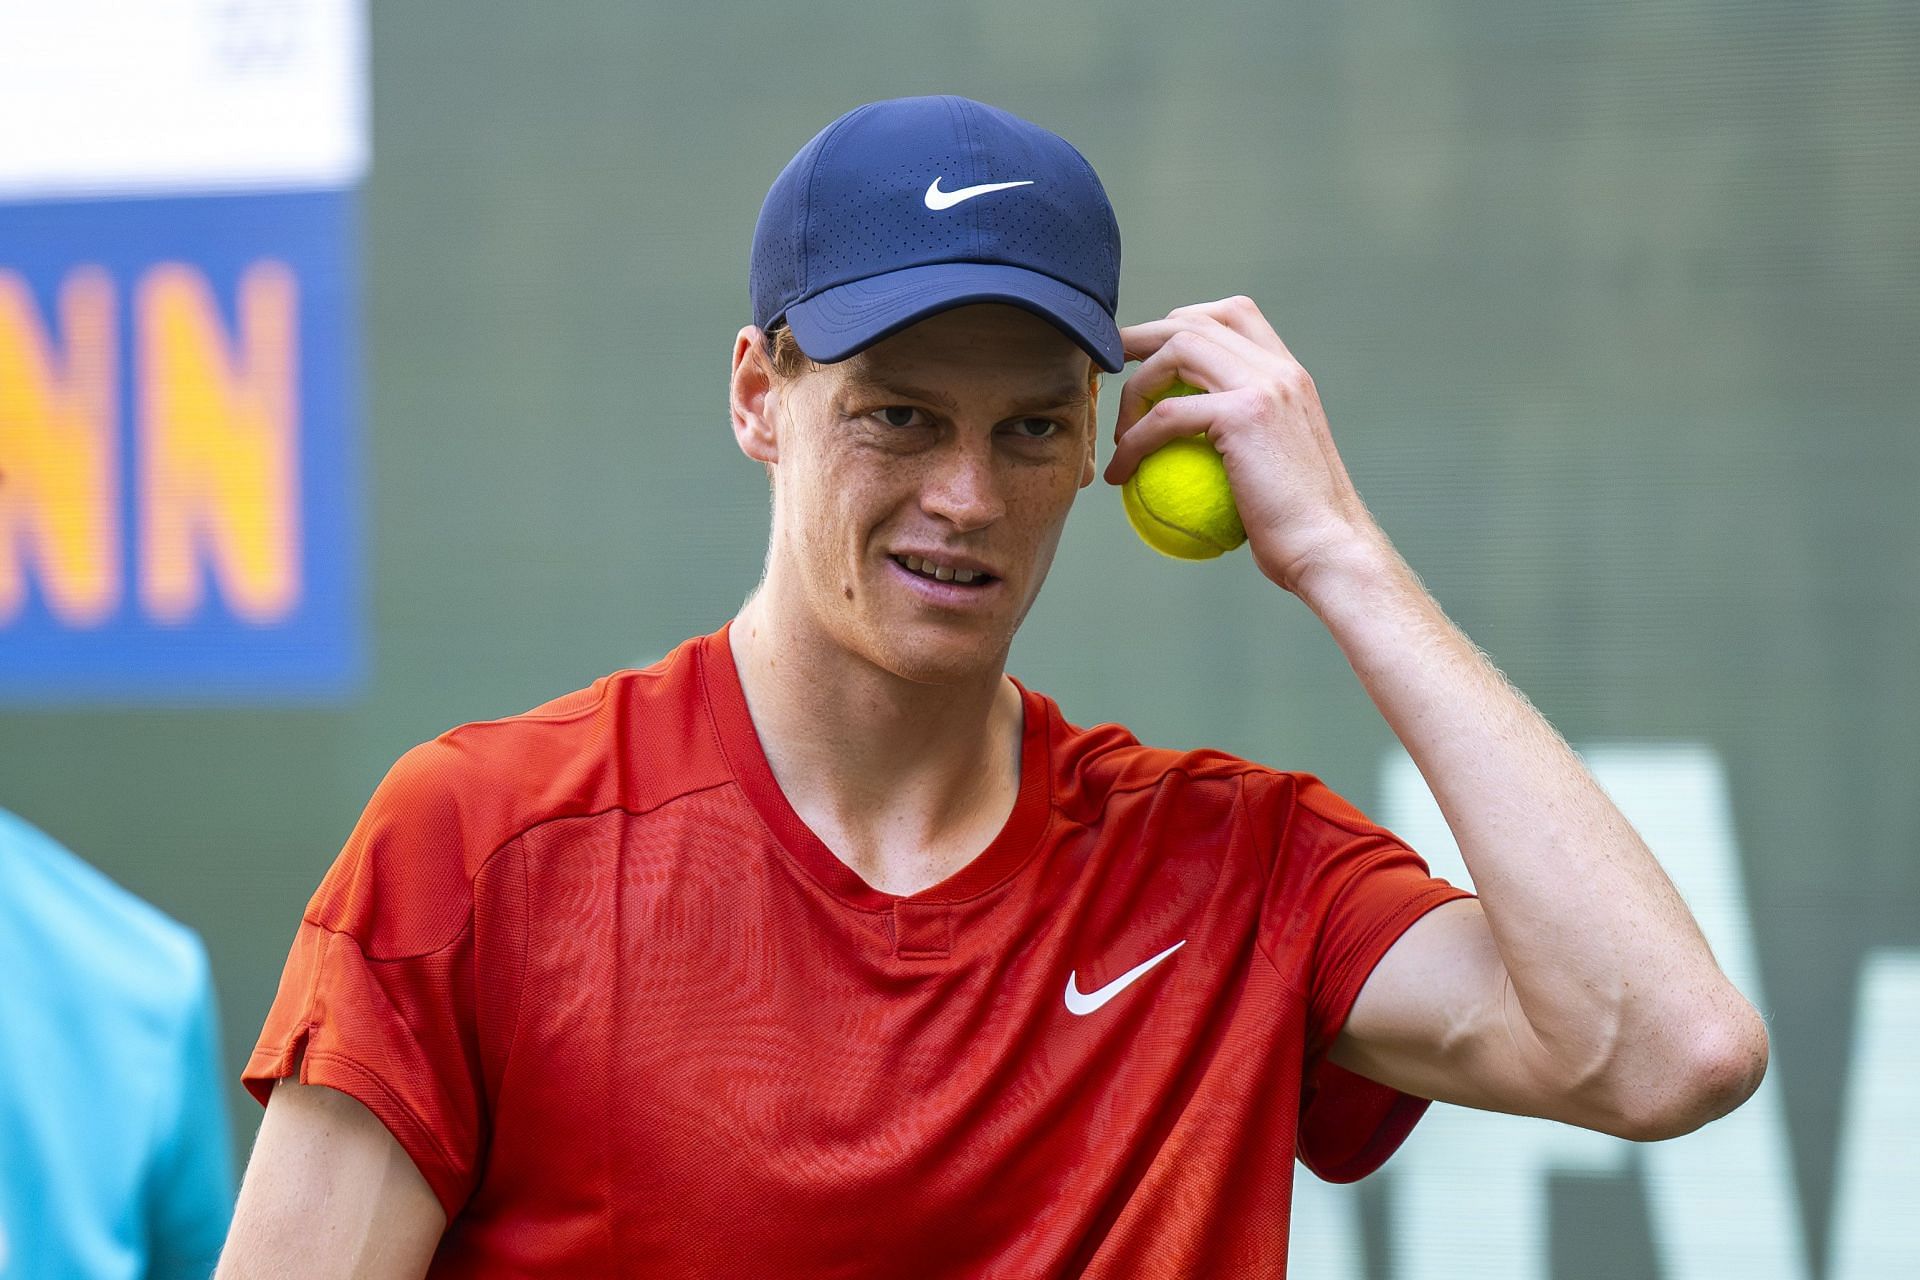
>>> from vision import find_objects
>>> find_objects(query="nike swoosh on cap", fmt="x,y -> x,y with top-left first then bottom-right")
924,176 -> 1036,211
1063,939 -> 1186,1016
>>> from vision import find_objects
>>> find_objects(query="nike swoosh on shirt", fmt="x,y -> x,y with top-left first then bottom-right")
1063,939 -> 1186,1016
924,176 -> 1035,210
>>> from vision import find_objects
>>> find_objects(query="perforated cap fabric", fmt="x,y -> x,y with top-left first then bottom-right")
750,95 -> 1124,372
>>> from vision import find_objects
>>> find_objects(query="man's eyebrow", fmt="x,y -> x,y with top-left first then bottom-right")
839,370 -> 1093,412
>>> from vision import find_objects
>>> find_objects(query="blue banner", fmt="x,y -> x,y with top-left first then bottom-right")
0,190 -> 360,702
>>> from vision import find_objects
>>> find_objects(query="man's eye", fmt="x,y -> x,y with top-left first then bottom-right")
1009,418 -> 1061,440
869,408 -> 1059,439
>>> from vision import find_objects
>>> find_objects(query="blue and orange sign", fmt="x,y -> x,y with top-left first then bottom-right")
0,192 -> 359,700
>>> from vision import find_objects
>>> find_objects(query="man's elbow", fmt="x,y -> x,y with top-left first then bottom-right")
1612,1002 -> 1771,1142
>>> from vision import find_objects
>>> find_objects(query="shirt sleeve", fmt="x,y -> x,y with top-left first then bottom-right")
145,937 -> 237,1280
241,738 -> 522,1221
1256,771 -> 1475,1183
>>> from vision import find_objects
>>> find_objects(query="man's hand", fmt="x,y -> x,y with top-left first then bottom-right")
1104,295 -> 1376,594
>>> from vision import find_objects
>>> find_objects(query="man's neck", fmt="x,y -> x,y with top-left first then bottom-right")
727,586 -> 1024,896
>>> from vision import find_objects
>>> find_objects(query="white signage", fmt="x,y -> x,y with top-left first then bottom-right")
0,0 -> 366,199
1289,744 -> 1919,1277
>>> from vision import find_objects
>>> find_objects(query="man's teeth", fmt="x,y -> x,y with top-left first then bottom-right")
901,555 -> 983,585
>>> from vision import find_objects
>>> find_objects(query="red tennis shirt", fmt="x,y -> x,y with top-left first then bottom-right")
244,621 -> 1472,1277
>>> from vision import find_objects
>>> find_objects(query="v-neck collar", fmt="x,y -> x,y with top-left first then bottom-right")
698,621 -> 1053,912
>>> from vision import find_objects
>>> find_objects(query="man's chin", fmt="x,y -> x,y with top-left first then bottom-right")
868,625 -> 1011,687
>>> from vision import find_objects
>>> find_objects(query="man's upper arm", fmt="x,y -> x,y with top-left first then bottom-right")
1327,896 -> 1628,1135
216,1077 -> 446,1280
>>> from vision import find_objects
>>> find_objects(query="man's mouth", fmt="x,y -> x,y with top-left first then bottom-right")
889,554 -> 997,587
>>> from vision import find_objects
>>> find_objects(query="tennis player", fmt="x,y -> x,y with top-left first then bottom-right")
216,95 -> 1767,1278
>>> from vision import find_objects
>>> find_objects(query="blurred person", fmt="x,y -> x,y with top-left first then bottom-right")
218,96 -> 1767,1277
0,808 -> 235,1278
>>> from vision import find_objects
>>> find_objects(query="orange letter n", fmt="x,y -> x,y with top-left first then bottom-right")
138,261 -> 300,625
0,267 -> 119,627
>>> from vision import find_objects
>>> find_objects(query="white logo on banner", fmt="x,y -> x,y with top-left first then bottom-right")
0,0 -> 366,199
1288,743 -> 1918,1280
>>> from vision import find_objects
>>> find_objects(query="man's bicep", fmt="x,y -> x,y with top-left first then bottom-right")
216,1077 -> 446,1280
1327,897 -> 1624,1134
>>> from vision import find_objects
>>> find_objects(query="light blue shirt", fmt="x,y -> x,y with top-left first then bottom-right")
0,809 -> 235,1279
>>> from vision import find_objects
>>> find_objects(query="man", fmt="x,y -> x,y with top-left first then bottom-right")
0,807 -> 235,1278
218,95 -> 1767,1277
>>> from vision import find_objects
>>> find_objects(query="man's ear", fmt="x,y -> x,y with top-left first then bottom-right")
1079,372 -> 1101,489
731,326 -> 780,466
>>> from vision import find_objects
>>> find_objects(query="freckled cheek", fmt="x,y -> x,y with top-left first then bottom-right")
972,470 -> 1073,590
1008,463 -> 1080,502
1001,466 -> 1083,528
806,459 -> 916,569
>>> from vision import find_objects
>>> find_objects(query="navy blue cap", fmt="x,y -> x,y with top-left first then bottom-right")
750,95 -> 1123,374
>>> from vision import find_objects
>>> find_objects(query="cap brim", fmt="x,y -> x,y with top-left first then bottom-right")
783,262 -> 1123,374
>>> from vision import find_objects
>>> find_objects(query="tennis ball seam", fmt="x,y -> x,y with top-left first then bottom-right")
1123,479 -> 1223,559
1135,473 -> 1234,549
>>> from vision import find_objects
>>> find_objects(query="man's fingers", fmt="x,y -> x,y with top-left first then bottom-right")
1112,328 -> 1238,445
1118,314 -> 1280,385
1103,390 -> 1230,486
1162,295 -> 1293,360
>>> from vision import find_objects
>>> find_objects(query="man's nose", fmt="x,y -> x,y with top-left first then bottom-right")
919,439 -> 1006,532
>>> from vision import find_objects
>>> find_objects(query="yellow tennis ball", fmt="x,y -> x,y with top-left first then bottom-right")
1121,381 -> 1247,560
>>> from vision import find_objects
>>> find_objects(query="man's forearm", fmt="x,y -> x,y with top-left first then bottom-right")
1296,527 -> 1767,1119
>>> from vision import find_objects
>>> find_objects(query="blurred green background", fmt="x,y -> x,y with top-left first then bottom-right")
3,2 -> 1915,1275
